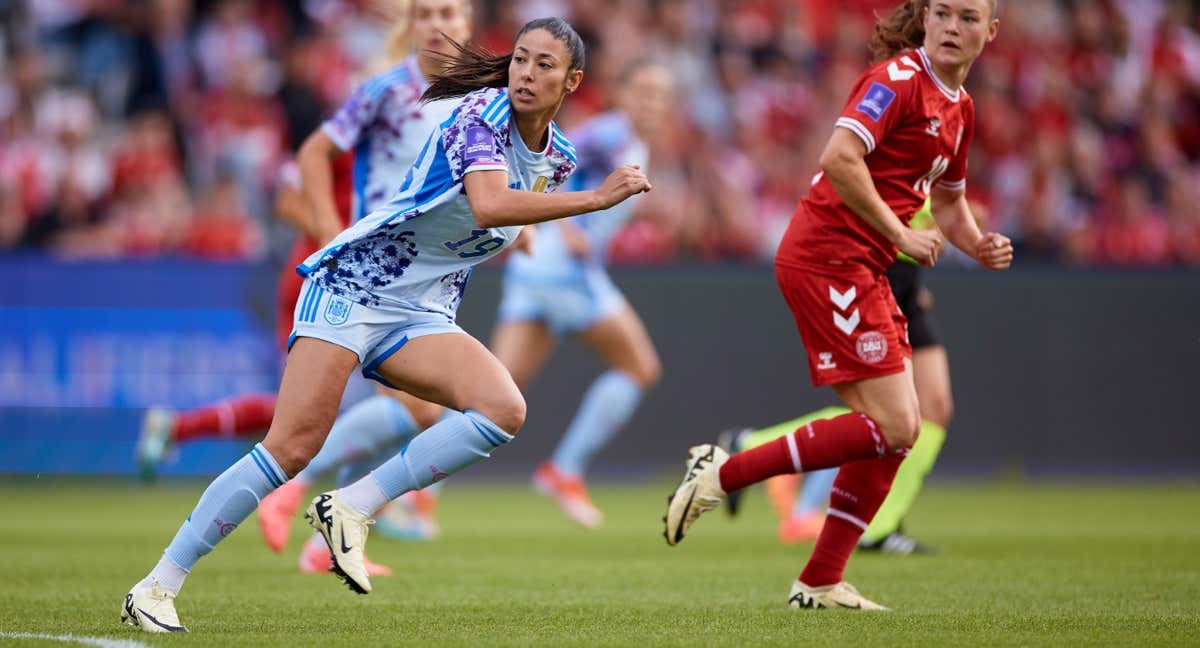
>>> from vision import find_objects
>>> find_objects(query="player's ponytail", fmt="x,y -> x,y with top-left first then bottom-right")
870,0 -> 927,63
869,0 -> 999,63
422,17 -> 585,103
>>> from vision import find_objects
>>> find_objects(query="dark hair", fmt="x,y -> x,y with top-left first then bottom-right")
422,17 -> 585,103
869,0 -> 997,63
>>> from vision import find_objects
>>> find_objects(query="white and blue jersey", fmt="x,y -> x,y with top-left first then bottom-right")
321,55 -> 460,222
499,111 -> 647,333
292,87 -> 577,369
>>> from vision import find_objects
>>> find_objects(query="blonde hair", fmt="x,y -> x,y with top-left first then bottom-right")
362,0 -> 474,77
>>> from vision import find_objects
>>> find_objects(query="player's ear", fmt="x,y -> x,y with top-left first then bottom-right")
986,17 -> 1000,42
564,69 -> 583,94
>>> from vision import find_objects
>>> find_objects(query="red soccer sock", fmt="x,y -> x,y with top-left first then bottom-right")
718,412 -> 888,493
172,394 -> 277,443
799,454 -> 904,587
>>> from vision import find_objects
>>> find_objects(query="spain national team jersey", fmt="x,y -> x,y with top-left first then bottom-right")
298,87 -> 577,318
778,47 -> 975,274
321,55 -> 460,222
506,110 -> 648,284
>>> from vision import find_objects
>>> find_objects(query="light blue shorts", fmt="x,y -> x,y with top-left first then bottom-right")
498,270 -> 627,334
288,279 -> 465,387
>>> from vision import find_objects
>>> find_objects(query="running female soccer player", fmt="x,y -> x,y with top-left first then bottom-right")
254,0 -> 475,568
133,0 -> 473,486
122,18 -> 650,633
662,0 -> 1011,611
493,63 -> 673,528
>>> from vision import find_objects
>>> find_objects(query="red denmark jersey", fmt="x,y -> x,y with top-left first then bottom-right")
778,47 -> 976,274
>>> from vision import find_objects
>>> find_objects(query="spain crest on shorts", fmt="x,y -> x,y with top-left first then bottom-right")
324,295 -> 352,326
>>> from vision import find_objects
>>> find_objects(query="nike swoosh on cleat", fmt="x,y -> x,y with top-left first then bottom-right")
673,487 -> 697,544
339,523 -> 353,554
836,602 -> 861,609
138,608 -> 187,632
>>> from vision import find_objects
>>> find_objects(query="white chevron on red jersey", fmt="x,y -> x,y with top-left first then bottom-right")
778,47 -> 976,274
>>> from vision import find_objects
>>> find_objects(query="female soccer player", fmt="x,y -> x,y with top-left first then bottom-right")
121,18 -> 651,633
132,0 -> 473,487
723,200 -> 956,553
253,0 -> 475,568
492,63 -> 673,528
662,0 -> 1012,611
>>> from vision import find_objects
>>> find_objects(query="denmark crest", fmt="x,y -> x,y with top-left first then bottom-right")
324,295 -> 353,326
855,331 -> 888,364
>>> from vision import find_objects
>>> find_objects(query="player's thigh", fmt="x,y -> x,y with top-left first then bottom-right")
491,319 -> 557,390
262,337 -> 360,475
833,358 -> 921,450
911,345 -> 953,427
375,385 -> 445,429
375,333 -> 526,434
577,305 -> 662,387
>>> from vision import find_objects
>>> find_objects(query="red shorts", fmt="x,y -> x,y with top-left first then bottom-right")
775,261 -> 911,387
275,238 -> 319,350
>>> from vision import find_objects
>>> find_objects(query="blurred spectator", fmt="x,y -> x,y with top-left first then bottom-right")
0,0 -> 1196,267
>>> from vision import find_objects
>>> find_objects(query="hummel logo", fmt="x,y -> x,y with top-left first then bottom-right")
926,118 -> 941,137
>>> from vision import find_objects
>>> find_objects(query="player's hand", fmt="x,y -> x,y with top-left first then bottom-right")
593,165 -> 651,210
897,228 -> 944,267
512,225 -> 537,255
975,232 -> 1013,271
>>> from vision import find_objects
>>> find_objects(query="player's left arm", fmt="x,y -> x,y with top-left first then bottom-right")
930,187 -> 1012,270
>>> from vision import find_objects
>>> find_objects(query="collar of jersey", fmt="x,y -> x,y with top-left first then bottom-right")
917,47 -> 961,103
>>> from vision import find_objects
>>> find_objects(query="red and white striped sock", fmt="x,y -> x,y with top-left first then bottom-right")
717,412 -> 888,493
173,394 -> 276,443
799,454 -> 904,587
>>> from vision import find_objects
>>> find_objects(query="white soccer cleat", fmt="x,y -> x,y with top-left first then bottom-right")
121,582 -> 188,633
787,580 -> 890,611
305,491 -> 374,594
136,408 -> 176,482
663,444 -> 728,546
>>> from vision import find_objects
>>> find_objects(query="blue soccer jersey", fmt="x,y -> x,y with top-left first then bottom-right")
299,87 -> 577,319
321,55 -> 461,222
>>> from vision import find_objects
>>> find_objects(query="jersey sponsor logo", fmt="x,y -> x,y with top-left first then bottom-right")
324,295 -> 353,325
817,352 -> 837,370
856,331 -> 888,364
857,83 -> 897,122
464,126 -> 494,162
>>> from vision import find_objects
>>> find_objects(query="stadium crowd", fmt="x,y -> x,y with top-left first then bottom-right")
0,0 -> 1197,266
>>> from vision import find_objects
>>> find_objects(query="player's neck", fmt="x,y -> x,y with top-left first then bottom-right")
927,58 -> 970,92
514,106 -> 558,153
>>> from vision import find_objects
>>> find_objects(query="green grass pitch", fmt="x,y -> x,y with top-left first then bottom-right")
1,477 -> 1198,647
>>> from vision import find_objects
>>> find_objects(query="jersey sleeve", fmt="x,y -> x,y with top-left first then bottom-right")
320,71 -> 395,151
444,89 -> 510,182
834,61 -> 919,155
935,97 -> 975,193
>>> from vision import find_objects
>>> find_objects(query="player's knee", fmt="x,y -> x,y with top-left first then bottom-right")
264,431 -> 322,477
475,390 -> 526,436
878,407 -> 921,451
634,355 -> 662,389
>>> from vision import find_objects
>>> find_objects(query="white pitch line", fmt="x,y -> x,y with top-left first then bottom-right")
0,631 -> 150,648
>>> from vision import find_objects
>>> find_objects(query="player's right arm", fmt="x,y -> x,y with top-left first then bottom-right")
819,128 -> 943,266
296,130 -> 345,245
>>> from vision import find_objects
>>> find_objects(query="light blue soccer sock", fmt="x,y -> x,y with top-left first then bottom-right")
295,394 -> 419,486
338,410 -> 512,516
550,370 -> 643,477
795,468 -> 838,517
145,443 -> 286,593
